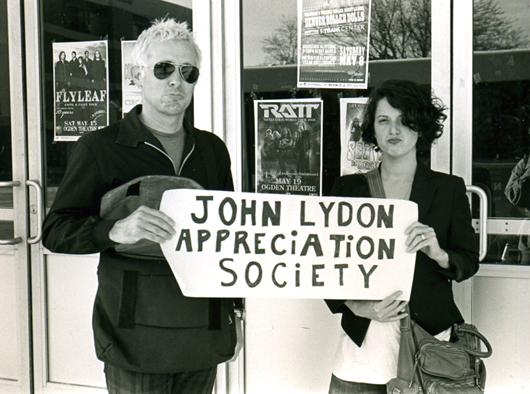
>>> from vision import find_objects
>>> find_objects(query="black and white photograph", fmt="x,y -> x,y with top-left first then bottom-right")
1,0 -> 530,393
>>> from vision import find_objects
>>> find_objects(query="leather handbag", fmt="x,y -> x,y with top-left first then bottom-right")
386,308 -> 492,394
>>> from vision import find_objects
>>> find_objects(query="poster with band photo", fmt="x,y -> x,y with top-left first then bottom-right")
121,40 -> 142,116
339,97 -> 381,175
53,40 -> 109,141
255,98 -> 323,196
297,0 -> 372,89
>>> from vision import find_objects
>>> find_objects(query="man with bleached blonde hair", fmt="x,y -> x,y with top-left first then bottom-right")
43,18 -> 243,394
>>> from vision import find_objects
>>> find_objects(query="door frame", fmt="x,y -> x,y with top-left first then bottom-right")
2,0 -> 32,393
450,0 -> 475,323
192,3 -> 246,393
431,0 -> 452,175
24,0 -> 50,392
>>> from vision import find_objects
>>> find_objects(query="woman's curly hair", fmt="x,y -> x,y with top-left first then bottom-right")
361,80 -> 447,152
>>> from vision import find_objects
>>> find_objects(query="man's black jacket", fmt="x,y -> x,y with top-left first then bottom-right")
43,105 -> 238,373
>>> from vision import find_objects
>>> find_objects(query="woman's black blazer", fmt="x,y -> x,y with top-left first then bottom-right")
326,162 -> 479,346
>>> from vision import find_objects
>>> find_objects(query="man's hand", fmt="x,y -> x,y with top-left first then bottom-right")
109,205 -> 176,245
345,291 -> 408,323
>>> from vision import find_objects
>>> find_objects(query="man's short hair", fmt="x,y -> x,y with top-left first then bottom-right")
131,18 -> 201,68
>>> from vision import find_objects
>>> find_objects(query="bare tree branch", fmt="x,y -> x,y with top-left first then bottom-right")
260,0 -> 526,65
261,15 -> 298,64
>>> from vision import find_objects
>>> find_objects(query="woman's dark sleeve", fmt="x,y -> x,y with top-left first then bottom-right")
436,177 -> 480,282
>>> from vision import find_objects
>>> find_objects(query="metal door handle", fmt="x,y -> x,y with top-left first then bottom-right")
0,181 -> 23,245
466,185 -> 488,262
26,180 -> 43,244
0,180 -> 43,245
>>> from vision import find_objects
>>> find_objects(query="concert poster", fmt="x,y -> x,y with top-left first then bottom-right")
255,99 -> 323,196
297,0 -> 372,89
121,40 -> 142,116
53,40 -> 109,141
339,97 -> 381,175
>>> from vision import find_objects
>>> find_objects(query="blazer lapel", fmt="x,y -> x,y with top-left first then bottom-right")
410,163 -> 438,223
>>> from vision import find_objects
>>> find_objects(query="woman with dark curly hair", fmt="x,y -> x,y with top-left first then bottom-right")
326,80 -> 479,394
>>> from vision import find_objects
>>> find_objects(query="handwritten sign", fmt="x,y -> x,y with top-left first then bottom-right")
160,190 -> 418,300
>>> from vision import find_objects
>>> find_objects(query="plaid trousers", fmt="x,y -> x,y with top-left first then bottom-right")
104,363 -> 217,394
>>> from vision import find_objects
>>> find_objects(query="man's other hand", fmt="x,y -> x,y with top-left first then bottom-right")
109,205 -> 176,245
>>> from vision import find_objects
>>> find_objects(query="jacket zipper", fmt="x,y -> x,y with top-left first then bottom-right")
178,144 -> 195,176
144,141 -> 195,176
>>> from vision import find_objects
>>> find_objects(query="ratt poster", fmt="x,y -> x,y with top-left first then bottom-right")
53,40 -> 109,141
255,99 -> 323,196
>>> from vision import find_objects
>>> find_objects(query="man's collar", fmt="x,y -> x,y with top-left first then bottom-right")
116,105 -> 194,148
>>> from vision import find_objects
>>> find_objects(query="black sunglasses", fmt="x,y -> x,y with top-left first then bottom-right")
150,62 -> 200,84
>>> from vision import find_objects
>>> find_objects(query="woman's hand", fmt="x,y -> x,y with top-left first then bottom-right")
405,221 -> 450,269
345,291 -> 408,322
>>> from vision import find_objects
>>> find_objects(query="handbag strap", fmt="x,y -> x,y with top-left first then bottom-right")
399,306 -> 492,358
453,324 -> 493,358
365,168 -> 416,334
366,167 -> 411,330
399,305 -> 412,332
364,167 -> 386,199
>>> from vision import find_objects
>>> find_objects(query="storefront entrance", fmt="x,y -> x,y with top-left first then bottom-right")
1,1 -> 529,393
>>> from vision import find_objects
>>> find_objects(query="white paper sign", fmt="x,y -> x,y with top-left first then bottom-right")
160,190 -> 418,300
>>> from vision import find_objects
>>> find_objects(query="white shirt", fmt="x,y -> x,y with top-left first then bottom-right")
332,320 -> 451,384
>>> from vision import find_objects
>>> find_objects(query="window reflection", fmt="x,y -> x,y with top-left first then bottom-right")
40,0 -> 192,207
0,0 -> 12,186
242,0 -> 432,193
472,0 -> 530,264
0,0 -> 13,234
0,221 -> 14,241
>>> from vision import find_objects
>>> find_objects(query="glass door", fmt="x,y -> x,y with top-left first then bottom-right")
239,0 -> 448,392
22,1 -> 201,393
471,2 -> 530,266
452,1 -> 530,391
